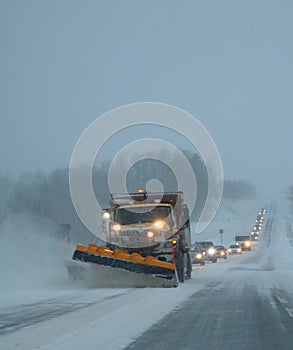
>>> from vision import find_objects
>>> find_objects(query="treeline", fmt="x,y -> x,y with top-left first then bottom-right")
0,152 -> 256,243
223,179 -> 257,200
287,185 -> 293,213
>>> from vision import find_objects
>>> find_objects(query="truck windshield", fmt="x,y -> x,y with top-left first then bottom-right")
115,206 -> 172,225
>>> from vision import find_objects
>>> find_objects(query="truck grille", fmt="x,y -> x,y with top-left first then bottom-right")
111,230 -> 168,248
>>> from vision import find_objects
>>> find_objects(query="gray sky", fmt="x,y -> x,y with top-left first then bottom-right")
0,0 -> 292,197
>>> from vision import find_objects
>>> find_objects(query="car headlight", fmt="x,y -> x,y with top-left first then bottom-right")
245,241 -> 251,247
220,251 -> 225,256
195,253 -> 202,259
237,248 -> 241,253
208,248 -> 215,255
228,248 -> 232,252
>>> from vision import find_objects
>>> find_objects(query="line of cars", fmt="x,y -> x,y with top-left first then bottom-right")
191,238 -> 248,265
191,207 -> 267,264
250,207 -> 266,241
227,207 -> 267,254
190,241 -> 227,265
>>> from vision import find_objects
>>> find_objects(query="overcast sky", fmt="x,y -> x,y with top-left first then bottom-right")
0,1 -> 292,197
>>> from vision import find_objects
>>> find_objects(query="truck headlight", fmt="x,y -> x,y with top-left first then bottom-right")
103,211 -> 111,219
153,220 -> 164,229
245,241 -> 251,247
112,224 -> 121,232
147,231 -> 154,238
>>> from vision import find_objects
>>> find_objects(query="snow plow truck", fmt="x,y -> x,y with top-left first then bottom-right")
67,191 -> 192,288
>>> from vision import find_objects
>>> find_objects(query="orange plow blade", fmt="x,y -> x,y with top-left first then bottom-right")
66,244 -> 178,288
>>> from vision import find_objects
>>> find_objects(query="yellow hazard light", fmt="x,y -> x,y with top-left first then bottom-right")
137,189 -> 145,193
172,239 -> 177,245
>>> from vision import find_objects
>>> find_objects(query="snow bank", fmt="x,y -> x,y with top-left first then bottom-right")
0,214 -> 74,302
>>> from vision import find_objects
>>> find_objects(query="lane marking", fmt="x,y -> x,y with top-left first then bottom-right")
285,308 -> 293,318
268,294 -> 277,310
276,296 -> 288,304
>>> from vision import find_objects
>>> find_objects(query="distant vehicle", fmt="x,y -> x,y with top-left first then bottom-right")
260,208 -> 266,215
215,245 -> 227,259
235,235 -> 252,251
252,223 -> 262,233
250,232 -> 259,241
194,241 -> 217,263
228,244 -> 242,254
190,245 -> 205,265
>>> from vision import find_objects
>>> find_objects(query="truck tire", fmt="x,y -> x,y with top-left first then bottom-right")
176,249 -> 185,283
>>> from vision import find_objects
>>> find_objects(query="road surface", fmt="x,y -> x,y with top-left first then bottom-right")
126,217 -> 293,350
1,209 -> 293,350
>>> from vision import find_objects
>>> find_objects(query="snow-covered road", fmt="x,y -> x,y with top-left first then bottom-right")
1,200 -> 292,350
127,214 -> 293,349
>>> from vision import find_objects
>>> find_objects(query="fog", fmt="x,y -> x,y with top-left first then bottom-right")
0,214 -> 73,290
1,1 -> 292,198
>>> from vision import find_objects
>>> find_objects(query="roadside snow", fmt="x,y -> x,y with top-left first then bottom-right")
2,198 -> 293,350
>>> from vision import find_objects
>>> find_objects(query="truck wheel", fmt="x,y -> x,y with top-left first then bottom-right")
177,264 -> 184,283
176,250 -> 184,283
